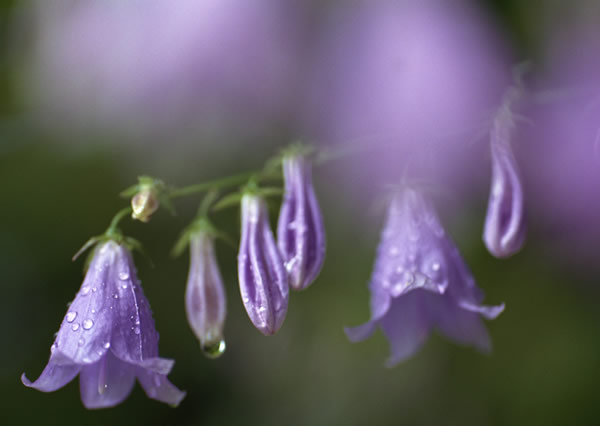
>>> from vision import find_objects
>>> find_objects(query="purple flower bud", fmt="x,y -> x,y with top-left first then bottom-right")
277,155 -> 326,290
238,194 -> 289,335
483,91 -> 526,258
185,231 -> 227,358
22,241 -> 185,409
345,188 -> 504,367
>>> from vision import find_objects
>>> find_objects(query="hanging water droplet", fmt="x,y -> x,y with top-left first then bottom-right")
66,311 -> 77,323
50,343 -> 57,353
80,286 -> 91,295
78,338 -> 85,346
82,319 -> 94,330
201,339 -> 226,359
71,323 -> 80,331
119,272 -> 130,281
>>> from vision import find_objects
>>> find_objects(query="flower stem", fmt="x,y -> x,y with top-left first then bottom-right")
170,172 -> 256,198
106,207 -> 133,236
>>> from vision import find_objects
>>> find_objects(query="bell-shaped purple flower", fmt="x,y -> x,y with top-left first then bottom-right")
238,194 -> 289,335
483,89 -> 526,258
22,241 -> 186,409
345,188 -> 504,367
185,231 -> 227,358
277,154 -> 326,290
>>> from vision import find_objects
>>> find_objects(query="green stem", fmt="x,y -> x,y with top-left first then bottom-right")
170,172 -> 256,198
106,207 -> 133,236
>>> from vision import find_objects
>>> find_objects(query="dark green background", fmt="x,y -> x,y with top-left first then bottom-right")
1,1 -> 599,425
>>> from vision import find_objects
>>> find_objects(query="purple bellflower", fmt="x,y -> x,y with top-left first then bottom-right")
483,88 -> 526,258
345,188 -> 504,367
238,193 -> 289,335
277,154 -> 326,290
22,241 -> 186,409
185,231 -> 227,358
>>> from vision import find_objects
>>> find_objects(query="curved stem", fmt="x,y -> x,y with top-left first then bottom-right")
170,172 -> 256,198
106,207 -> 133,236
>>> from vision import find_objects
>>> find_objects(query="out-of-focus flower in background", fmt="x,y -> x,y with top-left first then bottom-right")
20,0 -> 307,141
521,26 -> 600,262
301,0 -> 510,201
345,188 -> 504,366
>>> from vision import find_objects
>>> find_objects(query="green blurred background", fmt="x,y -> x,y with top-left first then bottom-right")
1,1 -> 599,425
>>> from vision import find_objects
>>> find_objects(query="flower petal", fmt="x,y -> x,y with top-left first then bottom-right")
459,300 -> 505,320
344,321 -> 378,342
54,242 -> 117,365
433,297 -> 492,353
380,292 -> 432,367
136,368 -> 186,407
79,351 -> 135,409
21,353 -> 80,392
108,244 -> 160,363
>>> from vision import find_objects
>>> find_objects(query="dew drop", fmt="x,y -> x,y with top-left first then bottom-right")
103,342 -> 111,349
78,337 -> 85,346
431,262 -> 441,272
134,327 -> 140,335
201,339 -> 226,359
83,319 -> 94,330
257,306 -> 267,313
80,286 -> 91,295
66,311 -> 77,323
50,343 -> 57,353
119,272 -> 130,281
71,323 -> 80,331
92,287 -> 97,292
113,294 -> 119,299
122,284 -> 128,289
91,309 -> 96,314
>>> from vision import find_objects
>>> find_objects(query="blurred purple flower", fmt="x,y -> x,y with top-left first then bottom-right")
238,193 -> 289,335
22,241 -> 185,409
301,0 -> 509,200
520,29 -> 600,260
345,188 -> 504,366
185,231 -> 226,358
277,154 -> 326,290
483,87 -> 526,258
25,0 -> 305,137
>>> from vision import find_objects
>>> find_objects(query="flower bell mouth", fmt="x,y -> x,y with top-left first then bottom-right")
22,241 -> 186,409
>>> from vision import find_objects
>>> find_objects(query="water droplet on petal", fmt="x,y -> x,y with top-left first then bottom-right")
113,294 -> 119,299
431,262 -> 441,272
50,343 -> 57,353
201,339 -> 226,359
119,272 -> 130,281
83,319 -> 94,330
92,287 -> 97,292
103,342 -> 111,349
71,323 -> 80,331
122,284 -> 128,289
134,327 -> 140,335
78,337 -> 85,346
66,311 -> 77,323
80,286 -> 91,295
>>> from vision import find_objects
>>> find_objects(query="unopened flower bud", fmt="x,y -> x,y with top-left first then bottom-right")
238,194 -> 289,335
131,187 -> 159,223
185,231 -> 227,358
277,155 -> 326,290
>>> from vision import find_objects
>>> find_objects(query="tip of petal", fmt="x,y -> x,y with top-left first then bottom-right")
344,321 -> 377,343
21,372 -> 33,387
459,300 -> 505,320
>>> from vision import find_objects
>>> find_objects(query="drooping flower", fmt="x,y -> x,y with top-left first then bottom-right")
185,230 -> 227,358
238,193 -> 289,335
277,154 -> 326,290
22,241 -> 186,409
483,87 -> 526,258
345,188 -> 504,366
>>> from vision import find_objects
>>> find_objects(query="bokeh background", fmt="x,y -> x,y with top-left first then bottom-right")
1,1 -> 599,425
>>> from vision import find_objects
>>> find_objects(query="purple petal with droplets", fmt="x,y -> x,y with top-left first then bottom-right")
277,155 -> 326,290
79,351 -> 136,409
239,194 -> 289,335
21,353 -> 80,392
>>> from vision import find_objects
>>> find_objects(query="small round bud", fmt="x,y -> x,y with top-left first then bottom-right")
131,187 -> 159,223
